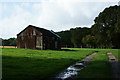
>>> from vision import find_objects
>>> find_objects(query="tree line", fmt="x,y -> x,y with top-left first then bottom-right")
56,5 -> 120,49
1,38 -> 17,46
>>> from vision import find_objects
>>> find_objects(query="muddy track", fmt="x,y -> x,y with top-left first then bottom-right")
51,53 -> 96,80
82,53 -> 96,62
107,53 -> 120,80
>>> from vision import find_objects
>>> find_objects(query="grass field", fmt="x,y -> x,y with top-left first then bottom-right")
2,48 -> 93,80
78,50 -> 112,79
2,48 -> 119,80
77,49 -> 119,79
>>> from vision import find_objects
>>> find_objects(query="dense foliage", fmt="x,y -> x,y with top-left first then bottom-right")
57,5 -> 120,49
91,5 -> 120,48
2,38 -> 16,46
56,31 -> 73,47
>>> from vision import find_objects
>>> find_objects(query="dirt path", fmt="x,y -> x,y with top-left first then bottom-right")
107,53 -> 120,80
53,53 -> 96,80
82,53 -> 96,62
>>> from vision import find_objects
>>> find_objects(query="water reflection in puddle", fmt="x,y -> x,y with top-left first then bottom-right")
55,61 -> 88,80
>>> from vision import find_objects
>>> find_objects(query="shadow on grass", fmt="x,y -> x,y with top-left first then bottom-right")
94,51 -> 99,53
3,56 -> 117,80
77,61 -> 116,80
49,60 -> 116,80
2,56 -> 77,80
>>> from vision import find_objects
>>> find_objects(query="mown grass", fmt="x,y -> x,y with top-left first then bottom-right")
110,49 -> 120,60
2,48 -> 93,80
2,48 -> 119,80
77,49 -> 119,79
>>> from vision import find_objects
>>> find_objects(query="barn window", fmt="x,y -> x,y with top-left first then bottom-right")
30,35 -> 33,39
33,29 -> 36,35
21,36 -> 24,40
25,43 -> 27,48
31,33 -> 32,36
36,36 -> 42,49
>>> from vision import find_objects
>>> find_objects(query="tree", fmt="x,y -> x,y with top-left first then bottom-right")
56,31 -> 73,47
2,39 -> 9,46
82,35 -> 97,48
91,5 -> 120,48
56,27 -> 90,48
70,27 -> 91,48
8,38 -> 17,46
2,38 -> 17,46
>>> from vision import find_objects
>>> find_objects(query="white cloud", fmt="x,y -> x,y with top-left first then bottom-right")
0,0 -> 119,2
0,1 -> 119,39
0,4 -> 32,38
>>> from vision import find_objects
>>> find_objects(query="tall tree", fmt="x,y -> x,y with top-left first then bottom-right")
56,31 -> 73,47
91,5 -> 120,48
70,27 -> 90,47
82,35 -> 97,48
8,38 -> 17,46
2,38 -> 17,46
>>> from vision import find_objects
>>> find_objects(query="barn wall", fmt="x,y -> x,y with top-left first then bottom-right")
35,29 -> 43,50
57,39 -> 61,49
17,27 -> 36,49
43,36 -> 61,50
17,26 -> 61,50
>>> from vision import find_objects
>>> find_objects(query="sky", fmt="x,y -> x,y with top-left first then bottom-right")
0,0 -> 119,39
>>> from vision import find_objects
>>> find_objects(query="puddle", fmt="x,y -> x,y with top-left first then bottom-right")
54,61 -> 89,80
50,53 -> 96,80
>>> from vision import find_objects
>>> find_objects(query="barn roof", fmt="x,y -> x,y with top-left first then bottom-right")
17,25 -> 61,38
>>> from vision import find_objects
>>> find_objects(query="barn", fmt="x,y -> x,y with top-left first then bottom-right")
17,25 -> 61,50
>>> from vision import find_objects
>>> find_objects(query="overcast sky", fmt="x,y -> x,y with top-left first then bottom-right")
0,0 -> 119,39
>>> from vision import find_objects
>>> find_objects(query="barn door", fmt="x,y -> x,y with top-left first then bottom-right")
36,36 -> 43,49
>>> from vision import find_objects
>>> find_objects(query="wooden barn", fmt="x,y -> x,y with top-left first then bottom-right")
17,25 -> 61,50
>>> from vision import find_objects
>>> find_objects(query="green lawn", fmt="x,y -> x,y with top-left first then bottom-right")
110,49 -> 120,60
2,48 -> 119,80
2,48 -> 93,80
77,49 -> 119,79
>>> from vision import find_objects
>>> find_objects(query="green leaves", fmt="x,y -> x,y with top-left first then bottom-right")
91,5 -> 120,48
82,35 -> 97,48
2,38 -> 17,46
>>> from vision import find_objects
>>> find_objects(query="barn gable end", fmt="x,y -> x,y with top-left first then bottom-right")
17,25 -> 61,50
